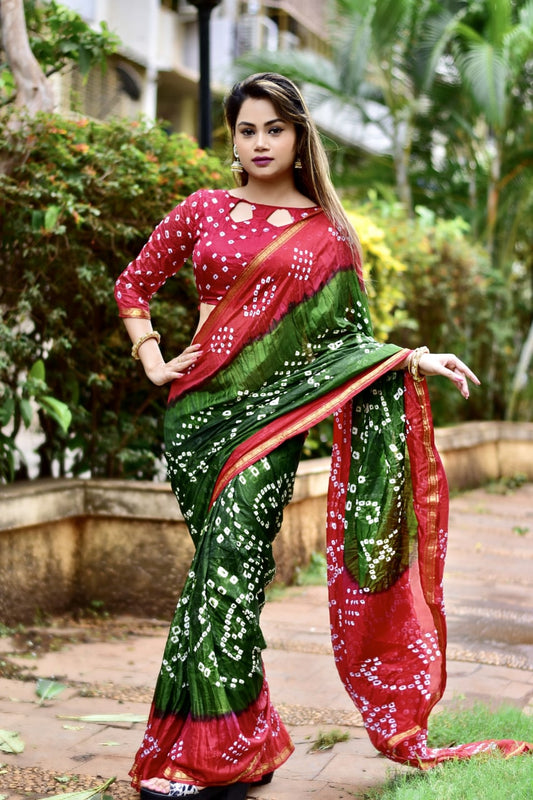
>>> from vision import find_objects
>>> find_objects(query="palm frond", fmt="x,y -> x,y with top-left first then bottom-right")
486,0 -> 512,50
232,49 -> 340,95
419,10 -> 459,91
456,44 -> 507,128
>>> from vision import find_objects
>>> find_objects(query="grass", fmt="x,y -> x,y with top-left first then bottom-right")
485,473 -> 528,495
308,728 -> 350,752
363,702 -> 533,800
294,551 -> 327,586
265,551 -> 327,601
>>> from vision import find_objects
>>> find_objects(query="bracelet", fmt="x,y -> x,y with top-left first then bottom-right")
131,330 -> 161,360
407,346 -> 429,381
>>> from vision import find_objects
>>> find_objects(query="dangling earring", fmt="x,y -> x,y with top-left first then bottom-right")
294,156 -> 303,169
231,144 -> 243,173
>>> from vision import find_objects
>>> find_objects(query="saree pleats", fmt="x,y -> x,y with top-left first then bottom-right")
130,213 -> 531,788
130,435 -> 304,788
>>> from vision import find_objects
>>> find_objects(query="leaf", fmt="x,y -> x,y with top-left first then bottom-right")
42,776 -> 116,800
31,209 -> 44,232
36,678 -> 67,704
58,713 -> 147,725
19,397 -> 34,429
0,729 -> 24,754
29,359 -> 46,381
39,395 -> 72,432
44,204 -> 61,231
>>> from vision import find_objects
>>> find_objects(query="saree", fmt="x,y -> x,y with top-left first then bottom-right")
129,211 -> 532,788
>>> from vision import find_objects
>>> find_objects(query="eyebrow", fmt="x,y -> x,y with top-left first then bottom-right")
237,118 -> 285,127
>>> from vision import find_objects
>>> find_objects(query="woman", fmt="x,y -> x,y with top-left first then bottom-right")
115,73 -> 530,799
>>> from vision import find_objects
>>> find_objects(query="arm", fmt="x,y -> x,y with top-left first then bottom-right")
114,193 -> 203,385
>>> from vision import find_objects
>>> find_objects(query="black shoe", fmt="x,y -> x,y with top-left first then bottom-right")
219,784 -> 250,800
140,783 -> 250,800
140,785 -> 225,800
250,771 -> 274,786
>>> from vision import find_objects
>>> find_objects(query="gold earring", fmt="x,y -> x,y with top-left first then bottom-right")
231,144 -> 243,173
294,157 -> 303,169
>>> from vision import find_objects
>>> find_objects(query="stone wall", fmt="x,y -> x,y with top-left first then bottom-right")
1,422 -> 532,625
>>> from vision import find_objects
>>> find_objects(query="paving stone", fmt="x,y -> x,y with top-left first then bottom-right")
1,484 -> 533,799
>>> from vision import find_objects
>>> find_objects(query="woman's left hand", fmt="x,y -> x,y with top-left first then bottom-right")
418,352 -> 480,399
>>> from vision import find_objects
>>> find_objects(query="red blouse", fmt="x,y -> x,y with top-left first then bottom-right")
114,188 -> 323,318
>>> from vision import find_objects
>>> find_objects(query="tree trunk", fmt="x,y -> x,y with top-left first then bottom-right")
506,318 -> 533,420
0,0 -> 54,114
392,115 -> 413,216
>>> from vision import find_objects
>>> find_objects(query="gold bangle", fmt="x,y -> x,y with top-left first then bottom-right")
131,330 -> 161,360
408,346 -> 429,381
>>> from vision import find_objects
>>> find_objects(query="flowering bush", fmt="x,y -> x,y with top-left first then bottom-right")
360,200 -> 502,424
0,110 -> 228,480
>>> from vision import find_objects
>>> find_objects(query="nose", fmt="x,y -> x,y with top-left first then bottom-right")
254,131 -> 269,150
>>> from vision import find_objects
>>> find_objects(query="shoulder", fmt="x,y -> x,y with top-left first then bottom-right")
175,188 -> 235,219
162,189 -> 224,225
182,188 -> 231,208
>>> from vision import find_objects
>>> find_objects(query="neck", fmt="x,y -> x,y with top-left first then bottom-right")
240,175 -> 300,206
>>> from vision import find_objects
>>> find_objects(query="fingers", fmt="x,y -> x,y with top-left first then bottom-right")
418,353 -> 480,400
170,344 -> 203,373
165,344 -> 203,383
145,344 -> 203,386
445,356 -> 481,386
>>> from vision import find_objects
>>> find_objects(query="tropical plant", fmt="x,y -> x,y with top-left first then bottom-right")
234,0 -> 533,420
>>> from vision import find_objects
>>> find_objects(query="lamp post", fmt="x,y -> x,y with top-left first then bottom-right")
188,0 -> 222,149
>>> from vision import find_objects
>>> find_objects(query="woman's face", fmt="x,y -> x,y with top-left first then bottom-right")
233,97 -> 298,183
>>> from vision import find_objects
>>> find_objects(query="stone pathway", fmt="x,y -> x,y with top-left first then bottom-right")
1,483 -> 532,799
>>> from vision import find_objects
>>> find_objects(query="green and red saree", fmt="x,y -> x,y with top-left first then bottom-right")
124,199 -> 531,789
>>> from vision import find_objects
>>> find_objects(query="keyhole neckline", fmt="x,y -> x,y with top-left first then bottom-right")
224,189 -> 321,212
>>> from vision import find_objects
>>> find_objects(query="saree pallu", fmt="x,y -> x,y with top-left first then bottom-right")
130,214 -> 531,789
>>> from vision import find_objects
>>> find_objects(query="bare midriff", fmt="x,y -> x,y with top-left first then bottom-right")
195,301 -> 217,336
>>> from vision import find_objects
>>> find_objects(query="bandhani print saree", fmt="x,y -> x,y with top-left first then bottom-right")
130,212 -> 532,789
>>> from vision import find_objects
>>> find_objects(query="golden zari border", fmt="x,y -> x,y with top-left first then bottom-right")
119,307 -> 151,319
413,377 -> 441,606
386,724 -> 422,750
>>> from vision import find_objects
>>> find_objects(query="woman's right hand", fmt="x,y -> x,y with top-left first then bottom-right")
144,343 -> 203,386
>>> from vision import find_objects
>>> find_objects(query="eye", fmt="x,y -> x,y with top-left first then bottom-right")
269,126 -> 284,135
240,128 -> 255,136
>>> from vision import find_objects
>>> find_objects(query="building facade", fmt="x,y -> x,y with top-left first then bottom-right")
54,0 -> 331,140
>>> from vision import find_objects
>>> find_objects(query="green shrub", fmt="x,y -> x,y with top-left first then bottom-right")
0,109 -> 229,480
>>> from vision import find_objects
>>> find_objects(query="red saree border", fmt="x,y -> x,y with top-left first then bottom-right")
209,348 -> 410,508
404,374 -> 448,663
378,373 -> 448,764
161,741 -> 295,786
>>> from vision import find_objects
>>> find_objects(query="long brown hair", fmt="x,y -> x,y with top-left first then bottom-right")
224,72 -> 362,265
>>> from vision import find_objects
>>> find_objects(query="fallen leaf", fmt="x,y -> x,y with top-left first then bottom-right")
36,678 -> 67,704
41,776 -> 116,799
58,713 -> 147,725
0,729 -> 24,754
